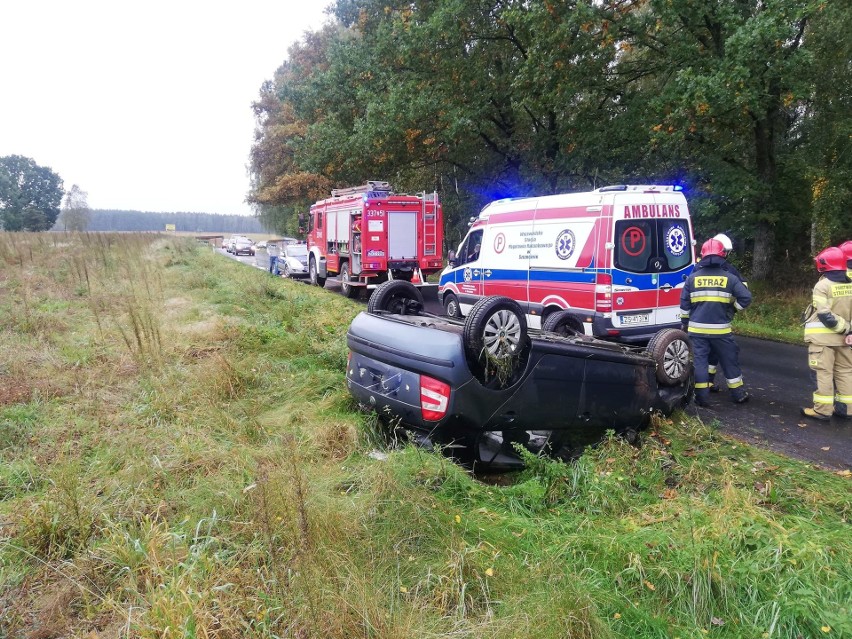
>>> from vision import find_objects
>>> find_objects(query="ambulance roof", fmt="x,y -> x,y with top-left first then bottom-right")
478,185 -> 684,220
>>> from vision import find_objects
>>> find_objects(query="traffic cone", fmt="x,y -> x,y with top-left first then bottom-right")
411,269 -> 421,284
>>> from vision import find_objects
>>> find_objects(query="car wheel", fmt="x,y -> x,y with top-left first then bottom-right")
367,280 -> 424,315
443,292 -> 462,319
463,296 -> 529,386
282,263 -> 290,278
646,328 -> 692,386
341,262 -> 359,299
309,257 -> 326,288
542,310 -> 583,336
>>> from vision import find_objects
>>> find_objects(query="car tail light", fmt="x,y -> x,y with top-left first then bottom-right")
595,273 -> 612,312
420,375 -> 450,421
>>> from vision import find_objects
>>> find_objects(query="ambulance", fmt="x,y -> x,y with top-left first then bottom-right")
438,185 -> 696,343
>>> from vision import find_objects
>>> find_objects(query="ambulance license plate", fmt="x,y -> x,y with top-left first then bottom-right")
620,313 -> 650,326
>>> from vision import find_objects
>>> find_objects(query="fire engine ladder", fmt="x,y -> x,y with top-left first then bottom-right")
331,181 -> 392,197
420,190 -> 439,257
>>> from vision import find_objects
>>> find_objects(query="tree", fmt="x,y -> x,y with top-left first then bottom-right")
0,155 -> 64,231
248,28 -> 338,235
622,0 -> 817,279
799,1 -> 852,251
250,0 -> 844,278
59,184 -> 91,231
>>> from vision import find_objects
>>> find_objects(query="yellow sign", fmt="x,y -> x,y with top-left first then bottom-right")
695,276 -> 728,288
830,283 -> 852,298
165,224 -> 176,232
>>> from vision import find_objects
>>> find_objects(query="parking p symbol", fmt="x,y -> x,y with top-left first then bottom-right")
622,226 -> 646,257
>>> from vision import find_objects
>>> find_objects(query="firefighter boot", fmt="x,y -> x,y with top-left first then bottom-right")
801,407 -> 830,422
694,388 -> 711,408
708,365 -> 720,393
732,392 -> 750,404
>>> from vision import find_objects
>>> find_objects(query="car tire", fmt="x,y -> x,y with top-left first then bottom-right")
282,263 -> 290,278
367,280 -> 424,315
646,328 -> 692,386
463,296 -> 529,385
309,257 -> 326,288
443,292 -> 462,319
341,262 -> 359,299
542,310 -> 583,336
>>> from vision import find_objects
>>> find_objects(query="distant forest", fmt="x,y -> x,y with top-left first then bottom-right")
54,210 -> 265,234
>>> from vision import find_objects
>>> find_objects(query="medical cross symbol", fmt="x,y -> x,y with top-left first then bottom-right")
666,226 -> 686,256
555,229 -> 576,261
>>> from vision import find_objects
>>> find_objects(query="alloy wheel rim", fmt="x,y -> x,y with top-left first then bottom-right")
483,309 -> 521,357
663,339 -> 689,379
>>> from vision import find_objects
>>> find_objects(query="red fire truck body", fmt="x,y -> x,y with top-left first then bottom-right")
305,181 -> 444,297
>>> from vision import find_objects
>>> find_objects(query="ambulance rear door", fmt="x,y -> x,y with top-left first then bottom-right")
609,190 -> 693,331
653,193 -> 693,327
610,193 -> 661,330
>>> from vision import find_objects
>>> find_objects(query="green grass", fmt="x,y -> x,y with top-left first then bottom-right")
0,232 -> 849,638
733,281 -> 810,344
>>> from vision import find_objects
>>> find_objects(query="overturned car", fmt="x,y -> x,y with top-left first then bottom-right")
347,281 -> 694,469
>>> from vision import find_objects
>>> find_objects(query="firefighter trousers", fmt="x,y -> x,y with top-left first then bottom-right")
693,335 -> 746,403
807,344 -> 852,417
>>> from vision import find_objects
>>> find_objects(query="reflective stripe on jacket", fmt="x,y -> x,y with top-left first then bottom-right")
803,276 -> 852,346
680,256 -> 751,337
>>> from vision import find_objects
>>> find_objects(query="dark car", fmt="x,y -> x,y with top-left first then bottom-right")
346,281 -> 693,469
233,237 -> 254,256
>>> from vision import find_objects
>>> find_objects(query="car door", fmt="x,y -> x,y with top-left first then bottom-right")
447,229 -> 485,311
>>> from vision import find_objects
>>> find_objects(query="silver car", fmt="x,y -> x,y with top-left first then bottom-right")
280,243 -> 309,278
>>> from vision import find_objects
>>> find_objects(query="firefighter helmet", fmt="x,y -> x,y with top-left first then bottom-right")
701,238 -> 726,259
713,233 -> 733,252
839,240 -> 852,264
814,246 -> 846,273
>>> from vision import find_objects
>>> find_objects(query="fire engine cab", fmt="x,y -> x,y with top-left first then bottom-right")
305,181 -> 444,297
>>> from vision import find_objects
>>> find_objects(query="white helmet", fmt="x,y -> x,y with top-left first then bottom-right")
713,233 -> 733,252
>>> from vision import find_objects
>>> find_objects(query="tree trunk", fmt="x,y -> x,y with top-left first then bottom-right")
752,220 -> 775,281
751,106 -> 778,282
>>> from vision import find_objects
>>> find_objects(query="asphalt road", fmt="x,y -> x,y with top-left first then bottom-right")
224,248 -> 851,471
684,335 -> 850,471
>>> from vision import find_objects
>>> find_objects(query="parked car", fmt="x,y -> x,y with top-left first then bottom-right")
346,281 -> 693,469
232,237 -> 255,256
280,243 -> 309,278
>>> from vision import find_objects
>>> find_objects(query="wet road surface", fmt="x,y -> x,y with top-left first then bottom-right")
224,249 -> 850,470
684,335 -> 850,471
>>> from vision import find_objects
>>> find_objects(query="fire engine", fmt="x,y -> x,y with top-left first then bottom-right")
305,181 -> 444,298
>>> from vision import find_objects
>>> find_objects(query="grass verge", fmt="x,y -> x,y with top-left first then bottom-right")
0,232 -> 849,638
733,281 -> 810,344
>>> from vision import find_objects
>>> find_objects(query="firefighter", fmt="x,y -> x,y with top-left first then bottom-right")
680,238 -> 752,407
839,240 -> 852,281
704,233 -> 747,392
801,246 -> 852,421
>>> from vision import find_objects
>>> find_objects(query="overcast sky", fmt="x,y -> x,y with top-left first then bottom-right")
0,1 -> 333,215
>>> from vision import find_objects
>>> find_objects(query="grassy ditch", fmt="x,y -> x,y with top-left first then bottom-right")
0,232 -> 849,638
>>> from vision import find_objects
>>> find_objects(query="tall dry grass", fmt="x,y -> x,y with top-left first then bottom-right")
0,232 -> 849,639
